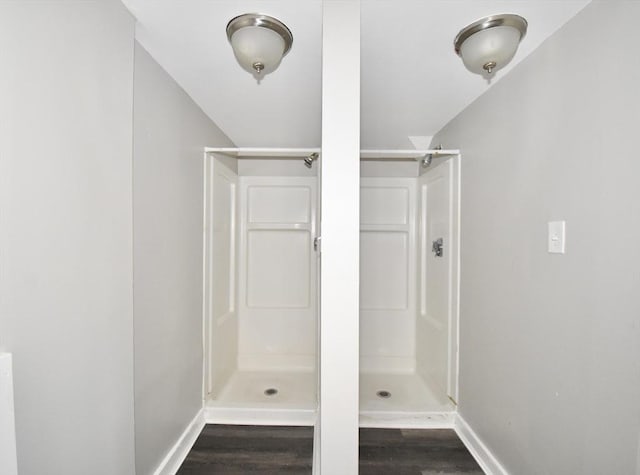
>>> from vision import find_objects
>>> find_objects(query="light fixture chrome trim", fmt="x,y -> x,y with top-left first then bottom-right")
226,13 -> 293,57
454,14 -> 528,55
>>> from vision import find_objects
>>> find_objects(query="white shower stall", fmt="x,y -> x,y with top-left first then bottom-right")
203,148 -> 459,428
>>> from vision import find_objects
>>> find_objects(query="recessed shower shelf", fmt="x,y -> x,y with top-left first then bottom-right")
205,147 -> 460,161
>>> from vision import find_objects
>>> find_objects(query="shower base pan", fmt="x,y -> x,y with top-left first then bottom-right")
205,370 -> 317,426
205,370 -> 455,429
359,372 -> 456,429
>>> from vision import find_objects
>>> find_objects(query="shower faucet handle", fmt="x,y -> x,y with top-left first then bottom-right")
432,238 -> 443,257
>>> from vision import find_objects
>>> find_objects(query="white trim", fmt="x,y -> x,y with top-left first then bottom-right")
455,414 -> 508,475
201,152 -> 210,403
450,153 -> 462,403
446,154 -> 461,403
153,409 -> 205,475
205,406 -> 316,426
359,410 -> 455,429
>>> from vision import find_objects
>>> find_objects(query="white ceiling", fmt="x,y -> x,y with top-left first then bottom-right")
122,0 -> 590,149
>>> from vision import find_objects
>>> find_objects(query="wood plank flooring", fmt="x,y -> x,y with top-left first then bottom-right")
360,428 -> 484,474
177,425 -> 484,474
176,425 -> 313,474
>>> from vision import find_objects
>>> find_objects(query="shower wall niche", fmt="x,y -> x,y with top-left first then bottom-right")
204,153 -> 319,425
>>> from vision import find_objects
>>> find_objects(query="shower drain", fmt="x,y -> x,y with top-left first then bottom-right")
376,390 -> 391,399
264,388 -> 278,396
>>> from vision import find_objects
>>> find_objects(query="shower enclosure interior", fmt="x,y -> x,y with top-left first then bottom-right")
203,149 -> 459,427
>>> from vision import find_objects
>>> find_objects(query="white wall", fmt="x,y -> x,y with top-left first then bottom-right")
132,43 -> 234,475
0,1 -> 136,474
433,2 -> 640,473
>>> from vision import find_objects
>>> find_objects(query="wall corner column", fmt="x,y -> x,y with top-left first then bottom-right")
319,0 -> 360,473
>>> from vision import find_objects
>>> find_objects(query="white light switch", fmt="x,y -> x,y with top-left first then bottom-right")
548,221 -> 566,254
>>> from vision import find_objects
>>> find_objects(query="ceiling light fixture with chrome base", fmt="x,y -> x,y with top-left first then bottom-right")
454,14 -> 528,76
226,13 -> 293,78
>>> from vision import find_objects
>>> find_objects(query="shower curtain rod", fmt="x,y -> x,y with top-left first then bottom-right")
204,147 -> 460,160
359,149 -> 460,159
205,147 -> 320,158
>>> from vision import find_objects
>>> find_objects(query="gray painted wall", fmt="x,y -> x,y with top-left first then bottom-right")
433,2 -> 640,473
132,43 -> 234,475
0,1 -> 136,474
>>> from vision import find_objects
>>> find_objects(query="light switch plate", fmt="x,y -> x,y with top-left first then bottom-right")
548,221 -> 566,254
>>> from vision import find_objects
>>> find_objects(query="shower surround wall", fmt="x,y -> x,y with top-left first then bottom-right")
237,175 -> 318,371
360,176 -> 417,374
205,157 -> 318,418
206,157 -> 457,425
358,160 -> 458,422
433,2 -> 640,474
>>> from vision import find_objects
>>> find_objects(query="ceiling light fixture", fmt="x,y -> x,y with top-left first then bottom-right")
226,13 -> 293,77
454,14 -> 528,76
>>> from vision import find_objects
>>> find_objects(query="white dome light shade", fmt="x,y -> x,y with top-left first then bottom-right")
230,26 -> 284,74
459,26 -> 521,75
454,14 -> 527,76
226,14 -> 293,77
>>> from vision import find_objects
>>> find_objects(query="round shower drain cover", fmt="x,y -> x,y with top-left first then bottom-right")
376,390 -> 391,399
264,388 -> 278,396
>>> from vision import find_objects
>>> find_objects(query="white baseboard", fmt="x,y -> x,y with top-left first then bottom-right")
153,409 -> 205,475
0,354 -> 18,475
455,414 -> 508,475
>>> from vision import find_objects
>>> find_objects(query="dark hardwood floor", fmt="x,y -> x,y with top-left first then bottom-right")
359,428 -> 484,474
177,425 -> 484,474
176,424 -> 313,475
